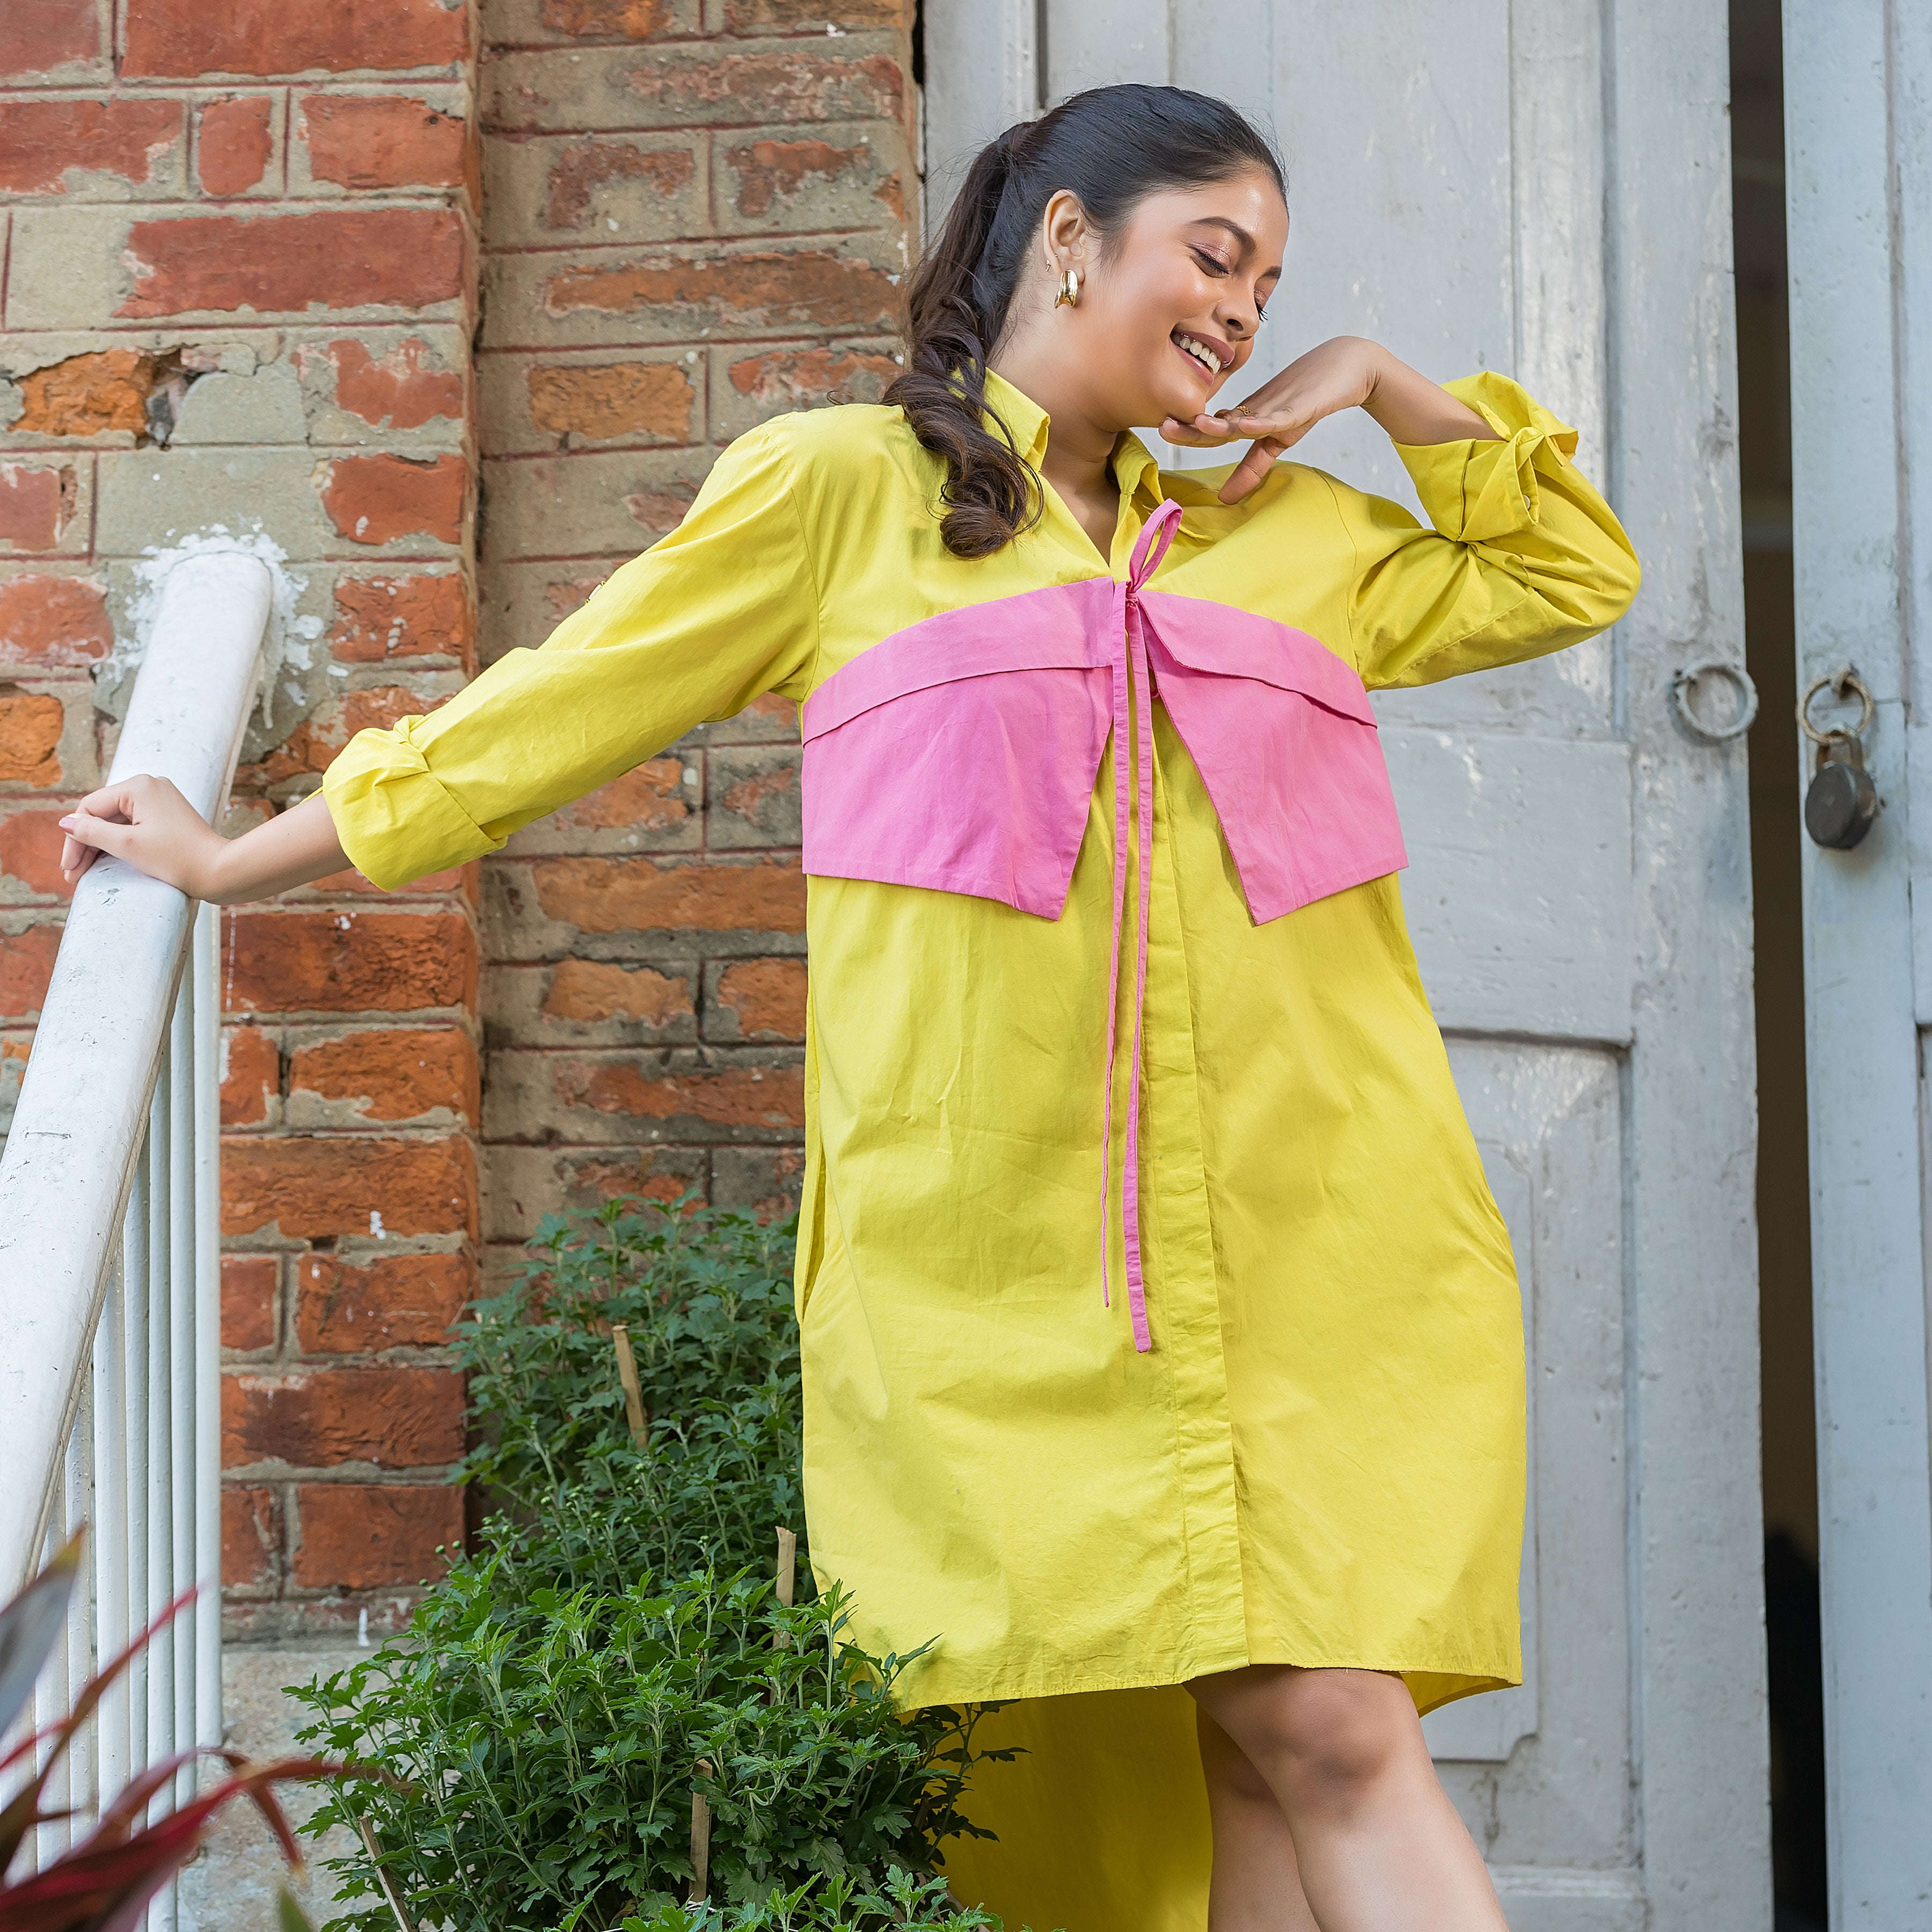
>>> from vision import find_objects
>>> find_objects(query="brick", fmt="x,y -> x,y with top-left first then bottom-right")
0,464 -> 78,553
222,1487 -> 282,1586
707,744 -> 801,848
0,808 -> 72,899
223,909 -> 477,1014
526,360 -> 693,443
222,1365 -> 465,1467
246,685 -> 438,785
323,337 -> 464,430
545,959 -> 691,1026
478,448 -> 708,559
292,1482 -> 463,1587
222,1135 -> 478,1239
296,1249 -> 474,1351
288,1025 -> 479,1124
0,924 -> 61,1021
724,0 -> 911,24
504,758 -> 695,852
484,959 -> 695,1048
718,128 -> 902,230
197,97 -> 276,196
0,575 -> 111,667
547,136 -> 693,228
119,209 -> 466,319
483,46 -> 905,134
712,1143 -> 804,1220
537,1053 -> 807,1135
126,0 -> 470,79
0,694 -> 64,788
14,350 -> 162,440
0,99 -> 182,196
221,1023 -> 280,1126
485,1141 -> 706,1243
708,957 -> 807,1042
222,1253 -> 280,1352
302,96 -> 467,191
536,0 -> 683,34
320,452 -> 467,546
543,246 -> 898,333
718,342 -> 897,436
1,0 -> 101,76
531,855 -> 804,934
330,572 -> 472,663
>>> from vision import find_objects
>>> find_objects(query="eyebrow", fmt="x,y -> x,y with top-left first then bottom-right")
1191,217 -> 1282,277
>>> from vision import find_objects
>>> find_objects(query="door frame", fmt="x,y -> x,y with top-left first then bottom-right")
1783,3 -> 1932,1922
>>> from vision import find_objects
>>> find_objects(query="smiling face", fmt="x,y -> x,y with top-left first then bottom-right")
1007,169 -> 1287,437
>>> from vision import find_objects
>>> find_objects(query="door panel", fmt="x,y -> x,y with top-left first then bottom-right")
1784,3 -> 1932,1921
924,4 -> 1765,1924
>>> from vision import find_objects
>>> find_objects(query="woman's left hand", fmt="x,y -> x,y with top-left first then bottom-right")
1161,336 -> 1382,502
1161,335 -> 1495,503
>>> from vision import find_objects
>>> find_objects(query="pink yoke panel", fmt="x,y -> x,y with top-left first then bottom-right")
800,580 -> 1406,927
801,582 -> 1117,918
1137,591 -> 1409,921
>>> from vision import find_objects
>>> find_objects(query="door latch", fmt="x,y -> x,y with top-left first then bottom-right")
1801,666 -> 1879,850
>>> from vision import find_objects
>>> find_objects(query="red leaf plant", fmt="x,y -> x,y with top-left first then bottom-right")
0,1533 -> 389,1932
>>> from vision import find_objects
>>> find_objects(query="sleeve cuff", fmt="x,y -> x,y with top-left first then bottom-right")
321,716 -> 499,892
1392,371 -> 1581,545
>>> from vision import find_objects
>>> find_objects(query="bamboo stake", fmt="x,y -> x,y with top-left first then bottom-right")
353,1810 -> 419,1932
689,1775 -> 712,1904
611,1322 -> 648,1448
773,1524 -> 797,1649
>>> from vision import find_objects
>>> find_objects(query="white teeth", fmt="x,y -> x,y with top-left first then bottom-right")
1175,333 -> 1223,375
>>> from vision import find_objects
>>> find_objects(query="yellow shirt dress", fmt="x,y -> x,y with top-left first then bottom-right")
324,369 -> 1640,1932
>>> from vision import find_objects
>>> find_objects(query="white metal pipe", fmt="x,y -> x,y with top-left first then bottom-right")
168,982 -> 196,1812
145,1065 -> 172,1826
124,1147 -> 150,1787
0,550 -> 273,1586
192,903 -> 222,1757
92,1249 -> 129,1816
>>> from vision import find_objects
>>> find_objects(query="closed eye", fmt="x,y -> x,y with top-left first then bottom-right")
1191,247 -> 1231,277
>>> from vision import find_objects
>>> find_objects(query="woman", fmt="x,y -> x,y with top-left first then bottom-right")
60,85 -> 1637,1932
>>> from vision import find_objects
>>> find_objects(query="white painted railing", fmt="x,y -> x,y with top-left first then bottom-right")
0,552 -> 273,1922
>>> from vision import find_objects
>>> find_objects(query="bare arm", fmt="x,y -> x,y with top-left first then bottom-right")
1161,335 -> 1498,503
58,778 -> 350,904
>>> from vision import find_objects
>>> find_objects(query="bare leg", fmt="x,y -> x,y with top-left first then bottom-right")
1188,1664 -> 1507,1932
1197,1706 -> 1320,1931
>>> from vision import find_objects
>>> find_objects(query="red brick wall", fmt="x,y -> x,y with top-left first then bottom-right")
0,0 -> 482,1638
473,0 -> 914,1269
0,0 -> 916,1627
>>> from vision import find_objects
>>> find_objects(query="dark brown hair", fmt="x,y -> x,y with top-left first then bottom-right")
885,84 -> 1284,559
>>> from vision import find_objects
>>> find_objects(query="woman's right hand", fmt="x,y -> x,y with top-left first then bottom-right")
58,780 -> 352,904
60,775 -> 228,897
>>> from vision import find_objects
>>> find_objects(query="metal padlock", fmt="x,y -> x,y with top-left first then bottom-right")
1800,667 -> 1879,851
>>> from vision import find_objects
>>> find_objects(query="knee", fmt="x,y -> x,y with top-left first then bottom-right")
1261,1670 -> 1412,1810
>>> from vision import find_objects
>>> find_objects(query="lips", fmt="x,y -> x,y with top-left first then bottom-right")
1173,329 -> 1231,378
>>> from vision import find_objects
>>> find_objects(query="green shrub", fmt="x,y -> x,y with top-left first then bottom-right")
290,1201 -> 1021,1932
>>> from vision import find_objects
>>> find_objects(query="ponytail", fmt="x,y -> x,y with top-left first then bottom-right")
887,85 -> 1283,560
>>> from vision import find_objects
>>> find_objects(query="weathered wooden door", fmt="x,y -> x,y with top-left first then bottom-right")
1782,4 -> 1932,1924
925,4 -> 1769,1926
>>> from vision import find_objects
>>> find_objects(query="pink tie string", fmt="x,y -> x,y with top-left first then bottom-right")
1099,497 -> 1182,1355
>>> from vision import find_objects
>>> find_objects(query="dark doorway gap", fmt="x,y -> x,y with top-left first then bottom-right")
1729,2 -> 1827,1925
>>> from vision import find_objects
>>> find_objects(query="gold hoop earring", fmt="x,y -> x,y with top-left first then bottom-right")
1054,266 -> 1080,309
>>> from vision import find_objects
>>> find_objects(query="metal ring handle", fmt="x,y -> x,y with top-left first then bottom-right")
1800,665 -> 1876,746
1673,658 -> 1760,742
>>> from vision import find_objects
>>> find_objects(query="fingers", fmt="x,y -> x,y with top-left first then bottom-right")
1216,440 -> 1286,504
58,836 -> 101,885
57,807 -> 138,861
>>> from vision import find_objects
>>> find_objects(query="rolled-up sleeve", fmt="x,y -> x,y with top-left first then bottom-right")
323,421 -> 821,890
1326,372 -> 1641,690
